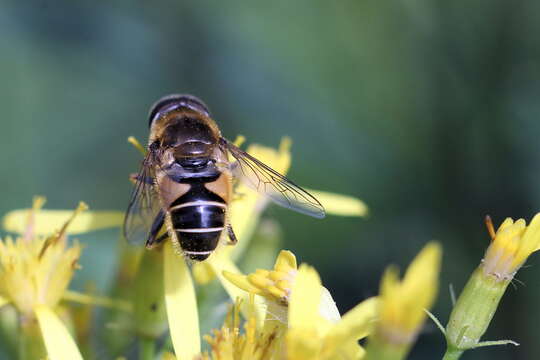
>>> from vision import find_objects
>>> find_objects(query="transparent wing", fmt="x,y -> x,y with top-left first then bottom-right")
123,154 -> 162,246
221,138 -> 325,219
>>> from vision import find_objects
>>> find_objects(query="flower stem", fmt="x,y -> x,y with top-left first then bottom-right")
442,348 -> 463,360
139,337 -> 156,360
445,267 -> 509,351
19,315 -> 46,360
364,336 -> 408,360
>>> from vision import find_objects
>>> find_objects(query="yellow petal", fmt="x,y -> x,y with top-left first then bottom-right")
380,266 -> 400,297
192,262 -> 215,285
401,242 -> 442,315
226,189 -> 264,260
287,328 -> 321,360
274,250 -> 297,271
307,189 -> 368,217
319,297 -> 378,360
245,137 -> 291,175
523,213 -> 540,253
163,242 -> 200,358
328,297 -> 378,342
288,264 -> 322,329
319,287 -> 341,323
210,256 -> 252,302
285,264 -> 324,359
3,209 -> 124,235
379,242 -> 442,340
222,271 -> 264,295
34,305 -> 83,360
496,217 -> 516,235
208,255 -> 266,327
62,290 -> 132,312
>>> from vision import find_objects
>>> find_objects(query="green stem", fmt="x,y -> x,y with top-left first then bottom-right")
139,337 -> 156,360
364,336 -> 409,360
442,348 -> 463,360
134,249 -> 167,339
19,314 -> 46,360
445,267 -> 509,350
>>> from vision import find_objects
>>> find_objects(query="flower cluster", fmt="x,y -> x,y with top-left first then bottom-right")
2,136 -> 539,360
162,243 -> 440,360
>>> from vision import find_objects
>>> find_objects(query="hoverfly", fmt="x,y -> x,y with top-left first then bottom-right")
123,94 -> 325,261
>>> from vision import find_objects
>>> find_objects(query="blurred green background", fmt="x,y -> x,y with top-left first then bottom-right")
2,1 -> 540,359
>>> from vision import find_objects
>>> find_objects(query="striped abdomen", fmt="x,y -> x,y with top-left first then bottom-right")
169,179 -> 226,261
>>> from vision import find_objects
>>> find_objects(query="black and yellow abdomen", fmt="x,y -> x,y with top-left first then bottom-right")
168,178 -> 226,261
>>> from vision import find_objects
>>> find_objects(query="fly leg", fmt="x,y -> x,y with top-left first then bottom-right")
145,210 -> 166,248
226,223 -> 238,245
215,158 -> 239,245
151,232 -> 169,246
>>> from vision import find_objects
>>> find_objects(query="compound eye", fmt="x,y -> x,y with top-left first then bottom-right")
147,94 -> 211,128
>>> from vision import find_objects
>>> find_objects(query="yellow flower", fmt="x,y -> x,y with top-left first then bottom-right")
365,242 -> 442,360
286,264 -> 378,360
482,214 -> 540,280
198,292 -> 377,360
222,250 -> 299,335
223,250 -> 298,305
444,215 -> 540,358
221,251 -> 378,360
161,249 -> 377,360
0,197 -> 125,360
223,250 -> 343,329
0,200 -> 86,316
